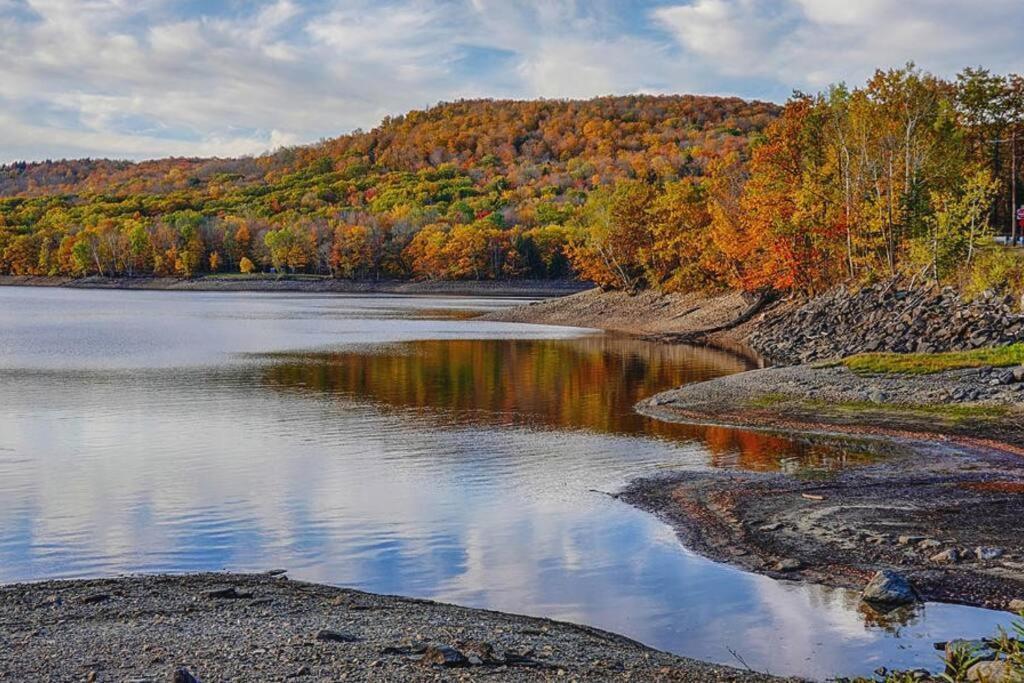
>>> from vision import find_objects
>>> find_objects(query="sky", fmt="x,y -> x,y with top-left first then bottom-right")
1,0 -> 1023,164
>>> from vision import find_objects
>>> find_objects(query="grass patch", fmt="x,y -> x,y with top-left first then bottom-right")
747,394 -> 1012,426
842,343 -> 1024,375
746,392 -> 792,408
818,399 -> 1010,421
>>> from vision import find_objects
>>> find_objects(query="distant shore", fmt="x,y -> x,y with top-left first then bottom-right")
0,572 -> 784,682
0,274 -> 590,298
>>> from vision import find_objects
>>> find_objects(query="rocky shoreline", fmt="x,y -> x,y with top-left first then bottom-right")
0,275 -> 588,298
490,284 -> 1024,608
628,364 -> 1024,612
0,572 -> 789,682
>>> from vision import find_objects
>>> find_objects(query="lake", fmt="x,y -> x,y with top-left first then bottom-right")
0,286 -> 1012,680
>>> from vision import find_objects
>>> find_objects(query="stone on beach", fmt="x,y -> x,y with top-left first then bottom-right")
861,570 -> 919,606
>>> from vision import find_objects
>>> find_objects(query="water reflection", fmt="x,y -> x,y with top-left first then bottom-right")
0,287 -> 1014,681
260,338 -> 876,474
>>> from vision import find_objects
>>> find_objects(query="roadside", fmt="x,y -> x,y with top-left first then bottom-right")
0,274 -> 589,298
0,572 -> 791,682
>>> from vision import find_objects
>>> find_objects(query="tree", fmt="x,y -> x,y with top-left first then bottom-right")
911,167 -> 998,282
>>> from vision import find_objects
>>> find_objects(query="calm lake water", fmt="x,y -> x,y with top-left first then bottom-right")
0,286 -> 1013,680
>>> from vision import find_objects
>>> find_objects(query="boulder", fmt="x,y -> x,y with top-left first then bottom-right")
862,570 -> 919,606
1009,599 -> 1024,613
966,660 -> 1022,682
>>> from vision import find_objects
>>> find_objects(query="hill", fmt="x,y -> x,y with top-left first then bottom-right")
0,95 -> 779,281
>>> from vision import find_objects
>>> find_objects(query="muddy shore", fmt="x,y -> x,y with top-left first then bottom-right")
0,572 -> 789,682
0,275 -> 588,298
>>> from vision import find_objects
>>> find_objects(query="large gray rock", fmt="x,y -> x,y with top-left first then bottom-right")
861,570 -> 919,605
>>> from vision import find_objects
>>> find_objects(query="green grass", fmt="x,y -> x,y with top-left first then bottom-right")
841,343 -> 1024,375
746,393 -> 1011,426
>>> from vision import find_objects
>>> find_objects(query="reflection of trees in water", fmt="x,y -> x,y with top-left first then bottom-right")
259,337 -> 874,473
859,602 -> 924,634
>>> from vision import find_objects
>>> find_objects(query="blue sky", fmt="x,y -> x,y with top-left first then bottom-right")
1,0 -> 1022,163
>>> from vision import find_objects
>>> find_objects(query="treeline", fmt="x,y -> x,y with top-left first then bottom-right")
3,72 -> 1023,296
0,95 -> 775,281
569,65 -> 1024,297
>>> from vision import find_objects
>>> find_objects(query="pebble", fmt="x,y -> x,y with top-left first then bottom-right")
419,645 -> 468,668
976,547 -> 1005,561
773,559 -> 802,572
315,629 -> 358,643
172,668 -> 200,683
930,549 -> 960,564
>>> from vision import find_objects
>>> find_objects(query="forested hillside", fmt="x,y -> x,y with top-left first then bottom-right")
4,67 -> 1023,300
0,95 -> 776,281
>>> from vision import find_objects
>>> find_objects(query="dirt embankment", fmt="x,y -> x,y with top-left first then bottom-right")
0,275 -> 589,298
0,572 -> 790,682
482,288 -> 772,358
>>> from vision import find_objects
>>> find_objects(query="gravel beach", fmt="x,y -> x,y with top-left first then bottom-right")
0,572 -> 793,682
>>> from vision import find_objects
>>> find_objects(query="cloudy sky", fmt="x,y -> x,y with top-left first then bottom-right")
2,0 -> 1023,163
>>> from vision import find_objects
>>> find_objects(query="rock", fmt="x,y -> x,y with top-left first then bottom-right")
862,570 -> 919,605
79,592 -> 111,605
172,668 -> 201,683
918,539 -> 942,550
420,645 -> 468,668
930,548 -> 960,564
759,522 -> 782,532
205,586 -> 252,600
966,660 -> 1021,682
461,641 -> 503,666
945,639 -> 995,662
1013,367 -> 1024,383
773,558 -> 802,572
316,629 -> 358,643
898,535 -> 926,546
1008,599 -> 1024,613
976,547 -> 1005,561
997,369 -> 1017,385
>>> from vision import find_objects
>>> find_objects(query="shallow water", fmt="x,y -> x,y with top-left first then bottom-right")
0,286 -> 1013,680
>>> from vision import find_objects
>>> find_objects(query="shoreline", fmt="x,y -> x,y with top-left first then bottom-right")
0,572 -> 786,682
0,275 -> 590,298
490,288 -> 1024,612
626,365 -> 1024,612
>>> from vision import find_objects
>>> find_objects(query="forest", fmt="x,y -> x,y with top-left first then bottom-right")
1,66 -> 1022,299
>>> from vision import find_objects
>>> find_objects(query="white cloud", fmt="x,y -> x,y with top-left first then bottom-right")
655,0 -> 1024,89
0,0 -> 1022,163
